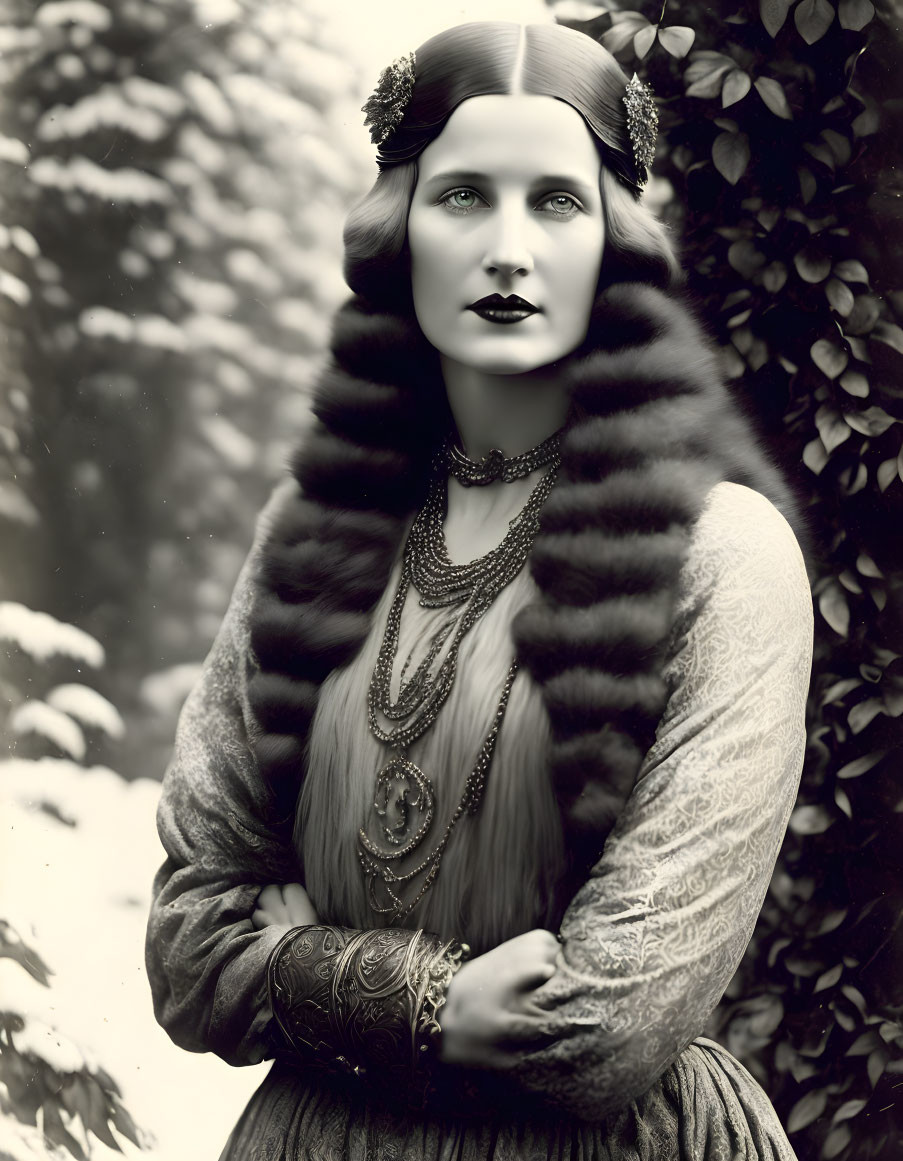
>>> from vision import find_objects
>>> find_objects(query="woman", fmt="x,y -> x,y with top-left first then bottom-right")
146,21 -> 813,1160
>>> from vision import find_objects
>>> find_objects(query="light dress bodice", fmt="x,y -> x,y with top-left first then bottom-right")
298,537 -> 567,954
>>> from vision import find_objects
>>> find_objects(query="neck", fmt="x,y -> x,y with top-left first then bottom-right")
440,356 -> 570,460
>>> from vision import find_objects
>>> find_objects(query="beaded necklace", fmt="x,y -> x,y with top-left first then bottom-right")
357,440 -> 560,920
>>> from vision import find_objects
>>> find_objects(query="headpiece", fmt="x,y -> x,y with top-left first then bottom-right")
361,50 -> 656,189
622,74 -> 658,187
361,52 -> 416,147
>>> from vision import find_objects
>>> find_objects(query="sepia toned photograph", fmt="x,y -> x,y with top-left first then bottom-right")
0,1 -> 900,1158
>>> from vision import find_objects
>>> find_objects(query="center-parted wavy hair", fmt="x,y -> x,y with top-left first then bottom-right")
248,22 -> 800,907
346,22 -> 680,305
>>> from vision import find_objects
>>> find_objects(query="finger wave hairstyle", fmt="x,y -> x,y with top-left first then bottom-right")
345,21 -> 681,305
249,22 -> 801,912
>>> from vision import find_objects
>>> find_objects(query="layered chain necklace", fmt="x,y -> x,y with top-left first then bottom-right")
357,434 -> 561,920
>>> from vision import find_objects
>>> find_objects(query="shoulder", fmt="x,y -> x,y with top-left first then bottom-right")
646,484 -> 813,789
232,477 -> 303,606
200,477 -> 302,666
675,482 -> 812,650
686,481 -> 808,596
696,481 -> 802,558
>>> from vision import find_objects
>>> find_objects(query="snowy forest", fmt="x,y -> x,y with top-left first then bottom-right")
0,0 -> 901,1158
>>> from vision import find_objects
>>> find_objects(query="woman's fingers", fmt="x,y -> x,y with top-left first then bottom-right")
506,929 -> 560,992
490,1012 -> 556,1065
251,884 -> 284,928
528,929 -> 561,962
510,929 -> 560,961
519,994 -> 553,1020
515,959 -> 557,991
257,884 -> 284,911
250,906 -> 272,930
251,883 -> 318,931
281,882 -> 319,926
437,929 -> 562,1069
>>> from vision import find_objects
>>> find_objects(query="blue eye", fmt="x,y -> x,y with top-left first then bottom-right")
441,188 -> 485,214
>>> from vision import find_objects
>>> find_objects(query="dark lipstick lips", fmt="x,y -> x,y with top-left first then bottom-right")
466,294 -> 539,324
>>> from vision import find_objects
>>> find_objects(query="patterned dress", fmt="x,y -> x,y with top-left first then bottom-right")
147,481 -> 813,1160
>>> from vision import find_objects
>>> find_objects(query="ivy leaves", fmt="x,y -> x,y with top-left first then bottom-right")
761,0 -> 793,35
587,0 -> 876,195
838,0 -> 876,31
712,131 -> 750,185
795,0 -> 836,44
657,25 -> 695,57
755,76 -> 793,119
760,0 -> 874,39
551,3 -> 902,1160
694,83 -> 792,189
600,11 -> 695,60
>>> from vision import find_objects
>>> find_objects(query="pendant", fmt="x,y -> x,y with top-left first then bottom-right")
363,871 -> 409,917
366,753 -> 435,853
358,752 -> 438,919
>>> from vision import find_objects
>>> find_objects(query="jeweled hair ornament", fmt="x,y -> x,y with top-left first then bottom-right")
623,73 -> 658,187
361,52 -> 416,147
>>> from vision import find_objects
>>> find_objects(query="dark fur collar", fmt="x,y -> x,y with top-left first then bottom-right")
248,282 -> 796,881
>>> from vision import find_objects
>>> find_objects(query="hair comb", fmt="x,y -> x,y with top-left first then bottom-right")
623,74 -> 658,186
362,52 -> 416,147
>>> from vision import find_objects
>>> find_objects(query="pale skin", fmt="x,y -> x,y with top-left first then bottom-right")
252,93 -> 608,1069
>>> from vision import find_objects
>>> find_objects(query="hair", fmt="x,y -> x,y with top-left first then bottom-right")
248,21 -> 802,902
344,22 -> 681,305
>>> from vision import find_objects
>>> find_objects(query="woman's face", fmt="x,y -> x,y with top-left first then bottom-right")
407,93 -> 605,377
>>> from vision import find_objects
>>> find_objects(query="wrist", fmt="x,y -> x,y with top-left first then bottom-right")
436,957 -> 468,1056
418,936 -> 469,1067
267,925 -> 469,1105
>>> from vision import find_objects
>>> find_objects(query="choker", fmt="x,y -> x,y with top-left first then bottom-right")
445,430 -> 562,487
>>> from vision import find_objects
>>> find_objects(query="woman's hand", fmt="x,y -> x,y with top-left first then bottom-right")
251,883 -> 319,936
438,928 -> 559,1070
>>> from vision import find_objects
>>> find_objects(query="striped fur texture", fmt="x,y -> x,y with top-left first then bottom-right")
248,282 -> 798,874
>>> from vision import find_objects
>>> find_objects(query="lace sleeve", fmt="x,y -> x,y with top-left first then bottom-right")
506,483 -> 813,1120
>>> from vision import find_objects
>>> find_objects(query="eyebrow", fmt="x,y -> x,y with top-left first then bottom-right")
419,170 -> 599,200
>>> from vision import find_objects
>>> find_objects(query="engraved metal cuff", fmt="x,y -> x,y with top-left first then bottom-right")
267,925 -> 467,1106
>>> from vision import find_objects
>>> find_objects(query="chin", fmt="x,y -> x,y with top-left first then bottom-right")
478,357 -> 553,376
449,341 -> 567,377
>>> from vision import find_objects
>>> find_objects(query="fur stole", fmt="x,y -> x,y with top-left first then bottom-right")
248,282 -> 797,880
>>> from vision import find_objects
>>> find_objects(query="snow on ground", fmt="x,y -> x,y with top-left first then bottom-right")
1,758 -> 265,1160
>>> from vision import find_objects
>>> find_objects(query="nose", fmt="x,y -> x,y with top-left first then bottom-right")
482,202 -> 534,278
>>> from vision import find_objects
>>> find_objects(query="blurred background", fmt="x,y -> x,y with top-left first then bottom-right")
0,0 -> 901,1158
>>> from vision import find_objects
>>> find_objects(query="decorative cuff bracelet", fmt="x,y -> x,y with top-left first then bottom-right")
267,924 -> 468,1106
